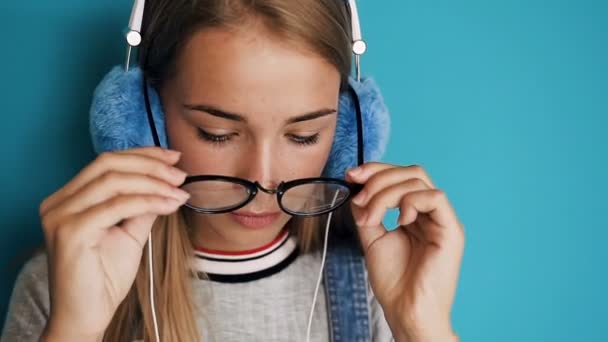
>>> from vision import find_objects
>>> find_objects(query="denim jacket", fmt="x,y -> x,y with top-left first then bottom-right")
323,225 -> 373,342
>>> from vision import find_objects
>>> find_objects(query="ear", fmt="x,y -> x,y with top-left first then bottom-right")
89,65 -> 169,153
322,76 -> 390,179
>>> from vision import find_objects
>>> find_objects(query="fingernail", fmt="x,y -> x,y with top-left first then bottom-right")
173,188 -> 190,202
356,211 -> 368,226
170,167 -> 187,179
166,198 -> 184,206
352,190 -> 366,206
347,167 -> 362,177
396,213 -> 404,226
166,149 -> 182,158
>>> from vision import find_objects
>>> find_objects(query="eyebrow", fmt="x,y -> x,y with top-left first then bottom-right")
182,104 -> 337,124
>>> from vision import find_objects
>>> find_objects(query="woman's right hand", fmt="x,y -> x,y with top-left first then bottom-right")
38,147 -> 190,341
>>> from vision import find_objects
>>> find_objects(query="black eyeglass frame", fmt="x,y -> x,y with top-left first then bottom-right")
182,175 -> 364,216
142,79 -> 365,216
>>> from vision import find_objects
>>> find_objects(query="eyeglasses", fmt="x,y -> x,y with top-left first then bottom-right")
180,175 -> 363,216
142,66 -> 366,218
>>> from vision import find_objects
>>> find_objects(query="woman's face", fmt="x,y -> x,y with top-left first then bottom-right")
160,23 -> 341,251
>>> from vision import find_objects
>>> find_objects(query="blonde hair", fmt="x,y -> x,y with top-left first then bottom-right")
104,210 -> 334,341
104,0 -> 354,340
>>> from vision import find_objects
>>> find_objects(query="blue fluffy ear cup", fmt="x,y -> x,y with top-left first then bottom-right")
321,77 -> 390,179
90,65 -> 168,152
89,65 -> 390,179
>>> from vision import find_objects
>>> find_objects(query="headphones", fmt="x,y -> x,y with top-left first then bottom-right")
88,1 -> 390,341
89,0 -> 390,180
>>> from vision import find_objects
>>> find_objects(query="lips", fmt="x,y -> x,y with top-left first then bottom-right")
230,211 -> 281,229
233,211 -> 281,217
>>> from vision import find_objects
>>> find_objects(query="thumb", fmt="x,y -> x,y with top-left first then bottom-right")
120,214 -> 160,249
350,202 -> 387,253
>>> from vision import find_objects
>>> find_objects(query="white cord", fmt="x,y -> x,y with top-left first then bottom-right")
148,232 -> 161,342
146,192 -> 340,342
305,191 -> 341,342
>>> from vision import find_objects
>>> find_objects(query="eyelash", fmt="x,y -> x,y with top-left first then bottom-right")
286,133 -> 320,146
196,129 -> 232,146
196,129 -> 319,146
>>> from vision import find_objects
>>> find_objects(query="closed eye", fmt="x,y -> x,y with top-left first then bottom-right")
286,133 -> 320,146
197,128 -> 320,147
196,128 -> 236,146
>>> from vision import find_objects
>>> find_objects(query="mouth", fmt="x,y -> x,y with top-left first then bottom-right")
229,211 -> 282,229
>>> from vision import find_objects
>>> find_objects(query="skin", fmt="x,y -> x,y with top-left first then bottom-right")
38,20 -> 464,342
347,164 -> 464,342
160,23 -> 340,252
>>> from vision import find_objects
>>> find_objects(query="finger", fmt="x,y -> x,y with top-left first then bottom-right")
119,214 -> 159,249
350,201 -> 388,254
397,189 -> 462,236
346,163 -> 436,189
351,167 -> 433,208
356,178 -> 431,228
43,172 -> 190,230
402,221 -> 430,245
409,214 -> 448,246
59,194 -> 187,246
40,148 -> 185,215
416,213 -> 465,276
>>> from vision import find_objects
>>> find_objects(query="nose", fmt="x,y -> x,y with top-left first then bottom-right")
255,182 -> 279,195
238,141 -> 280,192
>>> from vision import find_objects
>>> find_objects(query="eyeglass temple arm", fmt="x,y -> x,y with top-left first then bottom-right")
346,85 -> 365,167
143,75 -> 162,148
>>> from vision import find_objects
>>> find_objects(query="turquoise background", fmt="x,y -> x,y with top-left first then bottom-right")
1,0 -> 606,340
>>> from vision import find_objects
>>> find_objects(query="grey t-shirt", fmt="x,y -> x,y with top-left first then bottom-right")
1,252 -> 394,341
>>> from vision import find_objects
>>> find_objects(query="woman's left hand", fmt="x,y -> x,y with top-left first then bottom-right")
346,162 -> 464,342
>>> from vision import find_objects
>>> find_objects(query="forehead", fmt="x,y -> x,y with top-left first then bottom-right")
169,25 -> 341,121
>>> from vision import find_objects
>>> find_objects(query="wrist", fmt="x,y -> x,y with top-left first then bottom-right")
386,313 -> 457,342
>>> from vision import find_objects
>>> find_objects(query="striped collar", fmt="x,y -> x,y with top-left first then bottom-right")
192,229 -> 299,283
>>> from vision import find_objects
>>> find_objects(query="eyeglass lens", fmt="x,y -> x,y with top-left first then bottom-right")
181,179 -> 351,215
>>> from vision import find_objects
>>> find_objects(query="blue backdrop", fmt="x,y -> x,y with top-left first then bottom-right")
1,1 -> 606,341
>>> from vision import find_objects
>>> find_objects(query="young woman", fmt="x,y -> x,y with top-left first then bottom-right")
1,0 -> 464,341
